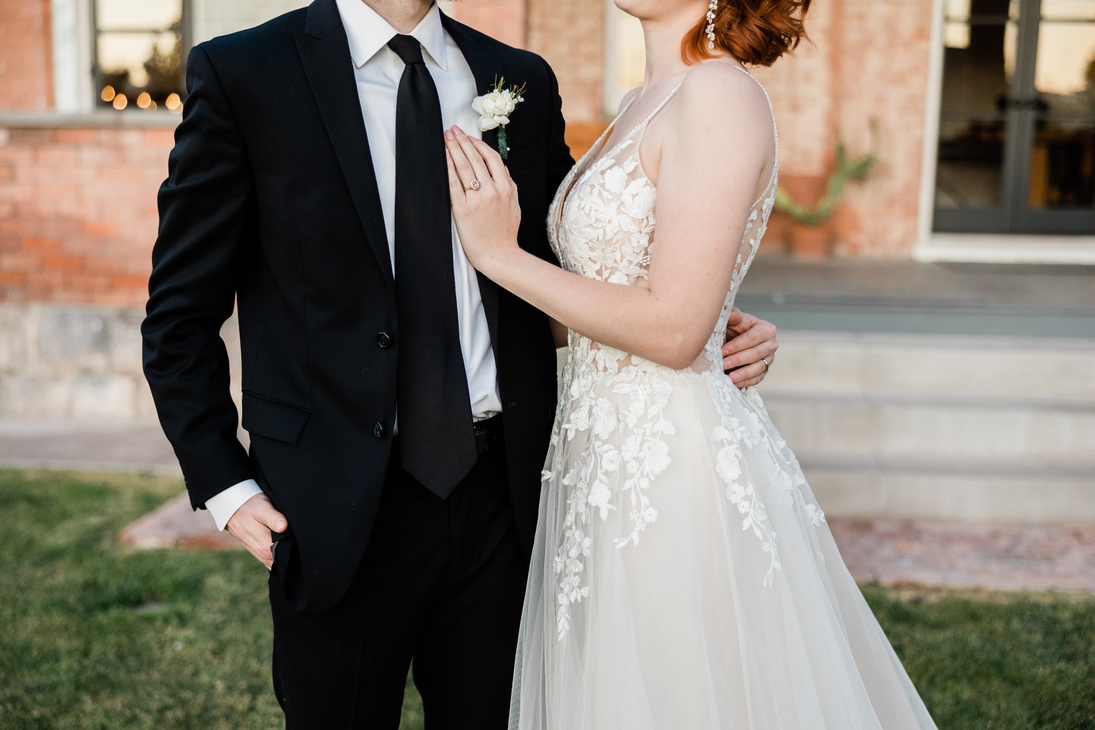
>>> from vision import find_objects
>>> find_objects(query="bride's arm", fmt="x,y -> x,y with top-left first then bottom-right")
448,67 -> 773,371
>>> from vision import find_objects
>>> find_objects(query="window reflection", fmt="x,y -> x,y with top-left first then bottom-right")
1029,11 -> 1095,208
937,121 -> 1006,208
94,0 -> 187,112
937,0 -> 1014,209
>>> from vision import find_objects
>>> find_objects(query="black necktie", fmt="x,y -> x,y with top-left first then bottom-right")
388,34 -> 477,496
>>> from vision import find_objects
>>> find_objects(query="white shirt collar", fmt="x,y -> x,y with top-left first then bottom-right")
335,0 -> 449,72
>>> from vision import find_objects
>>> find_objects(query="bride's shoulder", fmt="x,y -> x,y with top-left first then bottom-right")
677,62 -> 772,125
617,88 -> 641,116
665,62 -> 774,149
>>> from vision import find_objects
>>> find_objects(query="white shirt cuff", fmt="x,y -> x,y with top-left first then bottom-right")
205,479 -> 264,531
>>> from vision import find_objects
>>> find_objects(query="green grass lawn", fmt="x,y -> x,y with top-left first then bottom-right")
0,469 -> 1092,729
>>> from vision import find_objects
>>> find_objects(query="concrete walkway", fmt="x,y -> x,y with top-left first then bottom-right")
2,418 -> 1093,593
738,258 -> 1095,338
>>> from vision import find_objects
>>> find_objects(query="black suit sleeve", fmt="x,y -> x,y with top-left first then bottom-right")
543,58 -> 576,210
142,44 -> 255,510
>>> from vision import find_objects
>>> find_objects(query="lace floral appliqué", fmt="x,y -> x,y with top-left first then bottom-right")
543,70 -> 823,641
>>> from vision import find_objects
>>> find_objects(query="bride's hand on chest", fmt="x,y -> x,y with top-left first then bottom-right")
445,126 -> 523,276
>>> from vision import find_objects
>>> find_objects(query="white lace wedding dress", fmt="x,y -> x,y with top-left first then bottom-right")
507,68 -> 937,729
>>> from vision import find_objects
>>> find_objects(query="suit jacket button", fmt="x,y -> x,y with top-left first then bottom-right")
377,332 -> 392,349
373,421 -> 386,439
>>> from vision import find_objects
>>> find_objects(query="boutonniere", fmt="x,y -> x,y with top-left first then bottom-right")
472,77 -> 526,160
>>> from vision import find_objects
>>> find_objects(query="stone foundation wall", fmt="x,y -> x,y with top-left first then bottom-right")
0,302 -> 240,421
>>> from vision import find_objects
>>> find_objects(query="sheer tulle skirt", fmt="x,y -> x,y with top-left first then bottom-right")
508,369 -> 936,729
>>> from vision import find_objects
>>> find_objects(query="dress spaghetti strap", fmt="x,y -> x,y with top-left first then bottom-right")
727,65 -> 780,183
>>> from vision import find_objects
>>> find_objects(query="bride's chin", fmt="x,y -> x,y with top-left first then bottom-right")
612,0 -> 656,20
613,0 -> 706,24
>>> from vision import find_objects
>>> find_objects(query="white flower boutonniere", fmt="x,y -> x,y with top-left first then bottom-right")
472,77 -> 526,161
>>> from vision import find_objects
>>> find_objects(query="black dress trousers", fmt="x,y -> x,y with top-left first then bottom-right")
268,422 -> 528,729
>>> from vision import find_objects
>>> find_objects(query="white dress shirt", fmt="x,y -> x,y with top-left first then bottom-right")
206,1 -> 502,530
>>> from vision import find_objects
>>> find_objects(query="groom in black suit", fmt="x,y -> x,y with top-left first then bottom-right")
143,0 -> 777,726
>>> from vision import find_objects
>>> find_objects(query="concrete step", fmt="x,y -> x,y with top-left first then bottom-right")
764,398 -> 1095,461
802,464 -> 1095,526
756,331 -> 1095,525
759,332 -> 1095,401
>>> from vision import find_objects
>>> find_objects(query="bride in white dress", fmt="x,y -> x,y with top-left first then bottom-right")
444,0 -> 937,727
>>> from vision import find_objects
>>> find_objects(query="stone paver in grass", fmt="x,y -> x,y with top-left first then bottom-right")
120,492 -> 236,550
124,492 -> 1095,594
831,518 -> 1095,593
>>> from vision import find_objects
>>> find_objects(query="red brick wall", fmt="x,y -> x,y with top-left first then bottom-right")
527,0 -> 606,124
446,0 -> 607,126
0,127 -> 172,306
445,0 -> 527,49
754,0 -> 935,257
0,0 -> 54,111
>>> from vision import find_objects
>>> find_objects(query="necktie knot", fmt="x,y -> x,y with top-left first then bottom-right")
388,34 -> 425,66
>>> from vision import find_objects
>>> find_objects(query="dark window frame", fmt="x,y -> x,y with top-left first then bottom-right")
90,0 -> 191,112
933,0 -> 1095,235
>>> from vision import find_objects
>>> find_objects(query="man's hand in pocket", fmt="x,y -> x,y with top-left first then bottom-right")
226,493 -> 288,570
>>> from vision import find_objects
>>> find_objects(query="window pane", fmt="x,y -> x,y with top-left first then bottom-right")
940,20 -> 1017,113
1028,15 -> 1095,209
944,0 -> 972,19
95,0 -> 186,111
1028,121 -> 1095,208
97,0 -> 182,31
1034,21 -> 1095,96
944,0 -> 1020,21
98,31 -> 179,89
936,120 -> 1006,208
1041,0 -> 1095,21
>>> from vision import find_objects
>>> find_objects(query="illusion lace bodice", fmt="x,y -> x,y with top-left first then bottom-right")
547,66 -> 779,378
539,68 -> 802,641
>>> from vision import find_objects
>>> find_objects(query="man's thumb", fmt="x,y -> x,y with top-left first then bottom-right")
257,502 -> 288,533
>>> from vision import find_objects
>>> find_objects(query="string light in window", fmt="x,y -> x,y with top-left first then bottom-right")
137,92 -> 152,109
101,85 -> 116,103
165,93 -> 182,113
112,93 -> 128,110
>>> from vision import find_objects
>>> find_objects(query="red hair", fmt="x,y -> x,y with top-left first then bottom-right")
682,0 -> 811,67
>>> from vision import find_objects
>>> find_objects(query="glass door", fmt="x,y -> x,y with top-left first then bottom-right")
934,0 -> 1095,234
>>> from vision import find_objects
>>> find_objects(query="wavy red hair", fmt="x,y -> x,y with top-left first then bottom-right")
682,0 -> 811,67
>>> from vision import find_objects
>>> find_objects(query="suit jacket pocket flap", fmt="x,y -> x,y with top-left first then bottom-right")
242,391 -> 312,445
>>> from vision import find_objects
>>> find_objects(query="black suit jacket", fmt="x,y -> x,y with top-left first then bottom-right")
142,0 -> 574,613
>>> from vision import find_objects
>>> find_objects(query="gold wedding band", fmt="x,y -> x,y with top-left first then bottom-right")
761,357 -> 770,374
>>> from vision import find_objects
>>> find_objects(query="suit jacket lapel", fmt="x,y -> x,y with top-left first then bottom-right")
441,14 -> 505,345
294,0 -> 394,288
